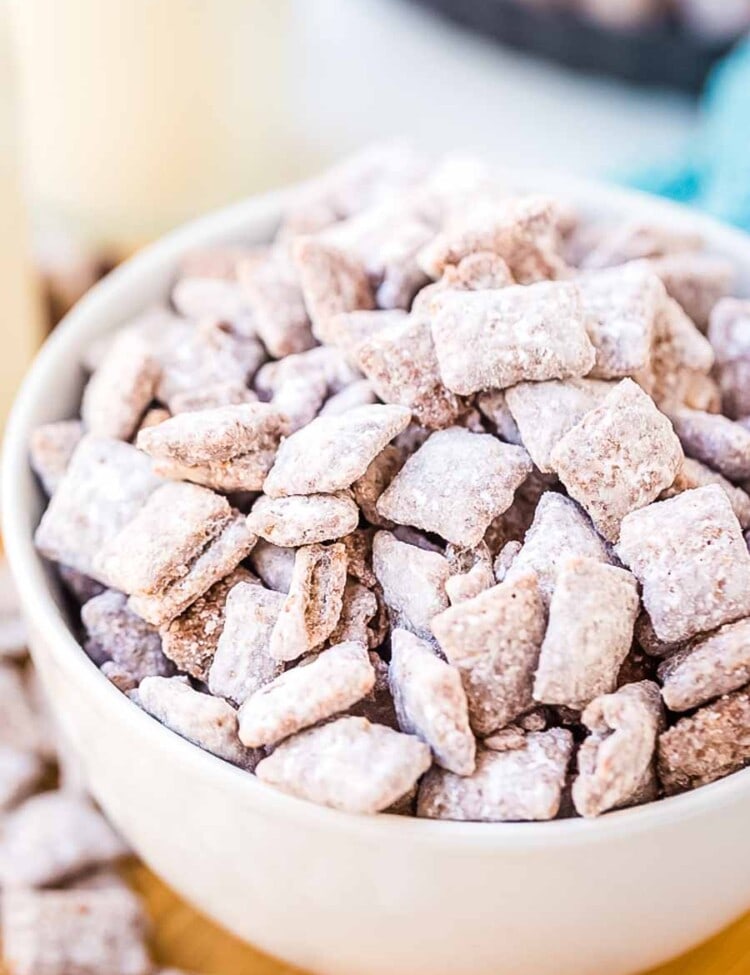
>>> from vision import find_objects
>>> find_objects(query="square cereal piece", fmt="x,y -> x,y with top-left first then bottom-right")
417,728 -> 572,822
661,457 -> 750,529
255,715 -> 431,814
292,237 -> 375,344
616,484 -> 750,644
577,265 -> 663,378
550,378 -> 683,542
128,512 -> 256,626
264,404 -> 412,497
137,402 -> 289,492
247,493 -> 359,548
328,579 -> 381,648
658,618 -> 750,712
376,427 -> 532,548
431,574 -> 547,735
238,641 -> 375,747
372,530 -> 450,641
29,420 -> 84,496
171,275 -> 252,332
34,436 -> 163,582
96,482 -> 231,597
324,309 -> 407,363
319,379 -> 377,417
82,590 -> 173,682
668,407 -> 750,482
0,746 -> 44,813
169,380 -> 257,415
237,251 -> 315,357
428,281 -> 595,395
137,675 -> 260,769
389,628 -> 475,775
356,317 -> 463,429
647,251 -> 733,331
351,444 -> 405,527
505,378 -> 614,473
208,581 -> 285,704
269,543 -> 348,662
81,329 -> 160,441
504,493 -> 615,604
658,686 -> 750,794
417,195 -> 567,283
572,680 -> 664,817
2,887 -> 151,975
0,791 -> 128,888
159,567 -> 253,681
533,557 -> 639,709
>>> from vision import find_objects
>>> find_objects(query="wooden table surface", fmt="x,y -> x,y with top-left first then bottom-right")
125,861 -> 750,975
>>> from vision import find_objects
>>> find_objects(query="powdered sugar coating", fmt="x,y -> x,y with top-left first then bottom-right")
534,558 -> 639,709
550,379 -> 683,541
29,420 -> 84,496
329,579 -> 381,648
572,681 -> 664,817
208,582 -> 284,704
351,444 -> 405,527
373,531 -> 450,640
389,629 -> 475,775
617,485 -> 750,643
82,590 -> 172,682
661,457 -> 750,529
658,618 -> 750,711
417,729 -> 572,822
264,404 -> 412,498
377,427 -> 532,547
431,574 -> 547,735
239,641 -> 375,747
238,251 -> 315,357
669,407 -> 750,482
247,493 -> 359,547
255,715 -> 431,814
82,329 -> 160,441
429,282 -> 595,395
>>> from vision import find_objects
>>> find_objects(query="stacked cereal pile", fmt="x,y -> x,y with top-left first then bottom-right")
0,560 -> 201,975
30,147 -> 750,823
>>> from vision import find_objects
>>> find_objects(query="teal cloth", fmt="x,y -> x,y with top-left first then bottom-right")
627,37 -> 750,231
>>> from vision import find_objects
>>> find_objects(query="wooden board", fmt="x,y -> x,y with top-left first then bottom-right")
123,861 -> 750,975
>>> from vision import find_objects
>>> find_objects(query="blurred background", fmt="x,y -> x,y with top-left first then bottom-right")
2,0 -> 749,431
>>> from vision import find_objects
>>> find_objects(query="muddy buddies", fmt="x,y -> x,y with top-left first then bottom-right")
29,146 -> 750,823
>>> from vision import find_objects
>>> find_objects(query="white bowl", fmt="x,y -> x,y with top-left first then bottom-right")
4,172 -> 750,975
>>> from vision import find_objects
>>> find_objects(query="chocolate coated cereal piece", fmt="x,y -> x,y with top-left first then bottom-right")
476,390 -> 523,445
292,237 -> 375,344
646,251 -> 733,332
429,282 -> 595,395
534,558 -> 639,709
0,791 -> 128,887
550,379 -> 683,541
661,457 -> 750,529
572,681 -> 664,817
319,379 -> 378,417
328,579 -> 380,648
617,485 -> 750,643
238,252 -> 316,357
505,378 -> 613,473
659,618 -> 750,711
634,611 -> 685,658
340,529 -> 378,589
248,539 -> 295,592
101,661 -> 140,694
81,330 -> 160,441
377,427 -> 532,547
658,686 -> 750,794
444,542 -> 495,606
169,381 -> 257,414
264,404 -> 411,498
431,574 -> 547,735
208,582 -> 285,704
669,407 -> 750,482
82,590 -> 173,682
247,493 -> 359,547
373,531 -> 450,641
138,675 -> 259,769
128,512 -> 256,626
417,729 -> 572,822
34,436 -> 163,582
324,309 -> 407,362
269,543 -> 348,662
418,195 -> 567,283
239,641 -> 375,747
159,568 -> 253,681
2,887 -> 151,975
578,265 -> 663,378
29,420 -> 84,496
350,444 -> 405,527
356,317 -> 463,429
389,629 -> 475,775
171,275 -> 249,328
255,715 -> 431,814
96,482 -> 231,598
0,746 -> 44,812
580,221 -> 701,271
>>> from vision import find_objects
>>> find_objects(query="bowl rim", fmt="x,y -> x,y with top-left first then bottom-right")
5,167 -> 750,850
